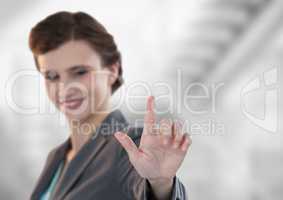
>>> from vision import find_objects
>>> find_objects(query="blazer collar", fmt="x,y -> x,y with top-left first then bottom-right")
31,109 -> 129,200
31,137 -> 70,200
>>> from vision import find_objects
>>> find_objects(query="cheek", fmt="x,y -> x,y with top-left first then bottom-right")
84,74 -> 110,107
80,73 -> 94,91
45,82 -> 58,104
82,73 -> 108,94
93,75 -> 109,96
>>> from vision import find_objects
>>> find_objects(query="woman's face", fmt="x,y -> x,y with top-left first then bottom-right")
37,40 -> 118,121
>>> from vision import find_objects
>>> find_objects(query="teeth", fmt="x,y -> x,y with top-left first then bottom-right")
66,101 -> 76,106
60,98 -> 81,104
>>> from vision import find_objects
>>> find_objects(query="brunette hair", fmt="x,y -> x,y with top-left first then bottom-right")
29,11 -> 123,94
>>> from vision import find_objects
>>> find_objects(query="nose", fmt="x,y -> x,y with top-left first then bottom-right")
58,77 -> 84,102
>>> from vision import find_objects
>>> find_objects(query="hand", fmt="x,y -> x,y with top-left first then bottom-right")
114,96 -> 192,181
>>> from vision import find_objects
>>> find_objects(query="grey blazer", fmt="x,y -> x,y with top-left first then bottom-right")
30,109 -> 188,200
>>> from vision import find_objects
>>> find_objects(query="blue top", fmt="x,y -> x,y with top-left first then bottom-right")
40,161 -> 64,200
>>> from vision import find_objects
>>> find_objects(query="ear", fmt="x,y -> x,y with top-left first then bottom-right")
108,62 -> 119,86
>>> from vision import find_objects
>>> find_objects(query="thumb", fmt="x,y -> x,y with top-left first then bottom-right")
114,131 -> 140,159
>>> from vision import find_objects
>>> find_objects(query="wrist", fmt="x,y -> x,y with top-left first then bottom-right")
147,177 -> 174,200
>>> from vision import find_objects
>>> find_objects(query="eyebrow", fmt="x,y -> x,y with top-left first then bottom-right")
42,65 -> 93,74
67,65 -> 92,72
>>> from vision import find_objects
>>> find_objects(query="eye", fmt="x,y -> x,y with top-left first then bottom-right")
75,68 -> 88,75
45,71 -> 59,81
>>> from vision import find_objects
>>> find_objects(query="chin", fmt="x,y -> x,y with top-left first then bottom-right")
65,111 -> 91,122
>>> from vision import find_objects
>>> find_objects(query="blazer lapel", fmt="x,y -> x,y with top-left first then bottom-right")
31,138 -> 70,200
54,109 -> 129,200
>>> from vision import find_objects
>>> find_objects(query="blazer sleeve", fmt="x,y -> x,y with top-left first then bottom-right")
115,128 -> 188,200
144,176 -> 188,200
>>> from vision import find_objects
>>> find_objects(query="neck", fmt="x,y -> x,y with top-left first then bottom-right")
68,106 -> 111,155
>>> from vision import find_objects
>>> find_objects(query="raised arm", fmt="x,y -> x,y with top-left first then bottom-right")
115,96 -> 191,200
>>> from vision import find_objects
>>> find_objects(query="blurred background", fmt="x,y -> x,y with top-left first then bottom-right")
0,0 -> 282,199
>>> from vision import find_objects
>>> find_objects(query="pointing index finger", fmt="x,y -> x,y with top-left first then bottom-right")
144,96 -> 156,134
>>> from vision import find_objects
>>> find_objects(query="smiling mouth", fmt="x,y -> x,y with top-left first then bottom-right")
59,98 -> 85,110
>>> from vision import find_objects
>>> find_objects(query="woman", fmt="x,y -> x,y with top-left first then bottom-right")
29,11 -> 191,200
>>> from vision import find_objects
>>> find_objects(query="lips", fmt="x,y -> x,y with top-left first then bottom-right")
59,98 -> 85,110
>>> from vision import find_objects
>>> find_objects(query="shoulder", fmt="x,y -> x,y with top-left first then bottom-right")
45,138 -> 70,162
